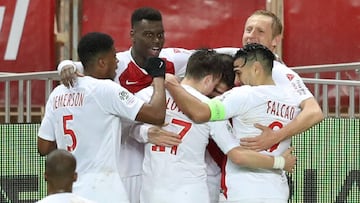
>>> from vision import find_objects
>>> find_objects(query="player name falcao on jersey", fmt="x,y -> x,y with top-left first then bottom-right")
266,100 -> 296,120
53,92 -> 85,109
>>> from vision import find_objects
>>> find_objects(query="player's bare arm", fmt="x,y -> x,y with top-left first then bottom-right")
165,73 -> 211,123
37,137 -> 57,156
147,126 -> 182,147
227,147 -> 296,173
240,97 -> 324,151
135,57 -> 167,125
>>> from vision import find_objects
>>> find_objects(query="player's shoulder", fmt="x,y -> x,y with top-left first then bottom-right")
232,85 -> 253,92
135,86 -> 153,101
116,49 -> 131,57
77,77 -> 119,93
273,60 -> 297,74
160,47 -> 192,58
182,84 -> 209,102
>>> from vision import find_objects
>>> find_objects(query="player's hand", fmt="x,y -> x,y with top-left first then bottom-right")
60,65 -> 84,88
164,73 -> 180,88
143,57 -> 166,78
281,147 -> 296,173
240,123 -> 280,151
148,126 -> 181,147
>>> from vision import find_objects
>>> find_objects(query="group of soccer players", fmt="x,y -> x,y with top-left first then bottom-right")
37,7 -> 323,203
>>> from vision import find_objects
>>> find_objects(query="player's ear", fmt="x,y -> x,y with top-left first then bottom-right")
203,75 -> 213,86
130,29 -> 135,42
98,57 -> 105,67
271,34 -> 282,51
73,172 -> 78,182
253,61 -> 262,75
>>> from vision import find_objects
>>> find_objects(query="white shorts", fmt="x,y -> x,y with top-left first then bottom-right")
140,179 -> 210,203
219,193 -> 287,203
207,173 -> 221,203
122,175 -> 142,203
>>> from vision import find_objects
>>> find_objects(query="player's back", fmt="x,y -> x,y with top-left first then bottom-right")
36,193 -> 96,203
43,76 -> 143,203
221,84 -> 301,201
48,76 -> 122,173
137,85 -> 213,203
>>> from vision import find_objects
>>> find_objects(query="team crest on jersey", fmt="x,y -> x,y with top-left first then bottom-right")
286,74 -> 295,81
118,90 -> 137,105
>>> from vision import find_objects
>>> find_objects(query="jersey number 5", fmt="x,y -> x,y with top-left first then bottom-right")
63,115 -> 77,152
151,118 -> 191,155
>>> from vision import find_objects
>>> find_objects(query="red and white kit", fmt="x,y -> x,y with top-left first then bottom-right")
136,85 -> 239,203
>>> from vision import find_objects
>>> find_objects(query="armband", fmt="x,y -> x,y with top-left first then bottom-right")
57,60 -> 76,74
206,98 -> 225,121
273,156 -> 285,169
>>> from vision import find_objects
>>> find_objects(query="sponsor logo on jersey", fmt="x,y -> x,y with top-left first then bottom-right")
125,80 -> 138,85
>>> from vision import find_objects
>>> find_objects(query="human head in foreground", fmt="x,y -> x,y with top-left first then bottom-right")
44,149 -> 77,195
233,43 -> 275,86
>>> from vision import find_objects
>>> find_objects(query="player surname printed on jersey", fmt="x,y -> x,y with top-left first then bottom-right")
266,100 -> 296,120
53,92 -> 84,109
166,97 -> 183,113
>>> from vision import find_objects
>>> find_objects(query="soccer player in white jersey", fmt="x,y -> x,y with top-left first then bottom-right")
37,32 -> 167,203
236,10 -> 323,151
36,149 -> 96,203
165,43 -> 301,202
57,8 -> 323,202
57,8 -> 189,203
135,49 -> 296,203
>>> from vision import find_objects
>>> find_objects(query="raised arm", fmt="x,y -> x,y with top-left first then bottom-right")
57,60 -> 84,87
165,73 -> 211,123
135,58 -> 167,125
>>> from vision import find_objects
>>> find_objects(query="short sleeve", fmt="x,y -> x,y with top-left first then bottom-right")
209,120 -> 239,154
272,61 -> 313,102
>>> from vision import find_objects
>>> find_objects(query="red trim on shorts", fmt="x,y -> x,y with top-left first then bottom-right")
220,156 -> 228,199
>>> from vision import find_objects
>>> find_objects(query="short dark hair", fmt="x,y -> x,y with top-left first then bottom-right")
45,149 -> 76,182
185,48 -> 223,81
234,43 -> 275,74
77,32 -> 114,69
131,7 -> 162,28
218,53 -> 235,88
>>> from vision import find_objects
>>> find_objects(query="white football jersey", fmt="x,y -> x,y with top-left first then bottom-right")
114,47 -> 192,177
213,48 -> 314,101
36,193 -> 96,203
272,60 -> 313,101
136,85 -> 239,203
216,85 -> 301,201
38,76 -> 145,203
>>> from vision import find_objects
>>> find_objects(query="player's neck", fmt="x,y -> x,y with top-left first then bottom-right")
181,78 -> 205,94
47,184 -> 72,195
